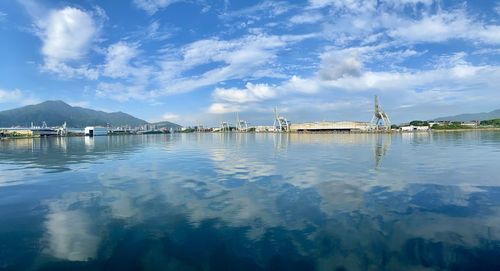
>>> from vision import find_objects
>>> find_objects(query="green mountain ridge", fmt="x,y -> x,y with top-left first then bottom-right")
0,100 -> 177,128
435,109 -> 500,122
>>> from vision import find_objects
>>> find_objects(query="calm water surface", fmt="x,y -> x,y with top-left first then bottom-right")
1,132 -> 500,270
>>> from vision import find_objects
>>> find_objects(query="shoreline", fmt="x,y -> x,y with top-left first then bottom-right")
1,127 -> 500,141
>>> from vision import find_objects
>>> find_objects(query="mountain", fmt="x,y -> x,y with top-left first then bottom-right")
151,121 -> 182,130
435,109 -> 500,122
0,100 -> 149,128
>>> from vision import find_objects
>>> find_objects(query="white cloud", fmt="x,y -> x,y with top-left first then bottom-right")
389,11 -> 470,43
476,25 -> 500,44
290,12 -> 323,24
319,49 -> 363,80
309,0 -> 432,10
206,43 -> 500,120
283,75 -> 321,94
220,1 -> 291,20
0,11 -> 6,21
162,112 -> 180,121
40,7 -> 97,61
157,33 -> 314,94
45,210 -> 100,261
103,42 -> 139,78
390,10 -> 500,45
133,0 -> 179,14
0,88 -> 39,106
0,88 -> 23,102
213,82 -> 277,103
145,20 -> 172,41
207,103 -> 246,114
42,60 -> 99,80
25,5 -> 104,79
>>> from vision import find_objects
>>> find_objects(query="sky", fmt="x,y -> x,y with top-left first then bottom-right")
0,0 -> 500,126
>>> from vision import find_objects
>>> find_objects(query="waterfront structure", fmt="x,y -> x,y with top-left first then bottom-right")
31,122 -> 58,136
254,126 -> 275,132
400,125 -> 430,132
273,96 -> 391,133
0,128 -> 33,137
84,126 -> 108,136
273,107 -> 290,132
289,121 -> 371,132
370,95 -> 391,130
56,122 -> 67,136
236,113 -> 249,132
219,121 -> 231,132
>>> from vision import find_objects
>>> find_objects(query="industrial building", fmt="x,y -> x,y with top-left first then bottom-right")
290,121 -> 372,132
84,126 -> 108,136
273,96 -> 390,133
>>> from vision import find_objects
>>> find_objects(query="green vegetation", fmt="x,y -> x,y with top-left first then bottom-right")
409,120 -> 429,126
480,119 -> 500,127
0,100 -> 149,128
0,132 -> 38,138
432,123 -> 472,130
180,128 -> 196,133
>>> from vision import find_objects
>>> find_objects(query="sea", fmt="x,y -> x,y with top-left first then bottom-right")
1,131 -> 500,270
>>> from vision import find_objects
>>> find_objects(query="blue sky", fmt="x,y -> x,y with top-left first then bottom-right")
1,0 -> 500,126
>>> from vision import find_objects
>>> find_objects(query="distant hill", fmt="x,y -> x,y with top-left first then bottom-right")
435,109 -> 500,122
0,100 -> 149,128
151,121 -> 182,130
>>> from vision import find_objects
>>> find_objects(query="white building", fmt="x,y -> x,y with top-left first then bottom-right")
400,125 -> 430,132
84,126 -> 108,136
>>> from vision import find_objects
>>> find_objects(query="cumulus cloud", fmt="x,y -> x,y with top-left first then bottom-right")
319,49 -> 363,80
207,103 -> 246,114
103,42 -> 139,78
213,83 -> 276,104
40,7 -> 96,61
207,46 -> 500,120
24,4 -> 104,79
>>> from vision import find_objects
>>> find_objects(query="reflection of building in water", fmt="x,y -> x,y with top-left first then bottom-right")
273,133 -> 290,152
84,136 -> 94,150
284,133 -> 385,145
374,135 -> 391,168
273,107 -> 290,132
400,130 -> 432,144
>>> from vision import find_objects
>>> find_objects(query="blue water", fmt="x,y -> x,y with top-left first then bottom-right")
1,132 -> 500,270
